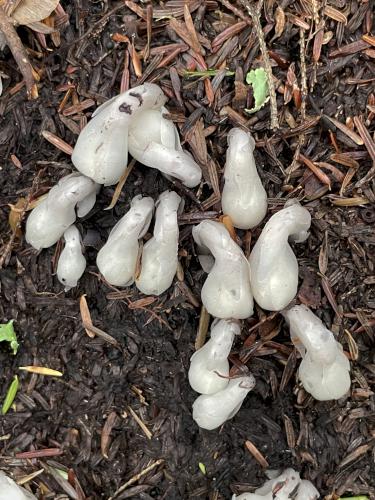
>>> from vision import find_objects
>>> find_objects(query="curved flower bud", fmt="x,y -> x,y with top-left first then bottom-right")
26,173 -> 98,250
57,225 -> 86,291
128,107 -> 202,187
189,319 -> 240,394
0,471 -> 37,500
249,201 -> 311,311
136,190 -> 182,295
192,375 -> 255,430
282,305 -> 351,401
233,468 -> 319,500
97,195 -> 154,286
193,220 -> 253,319
72,83 -> 167,185
222,128 -> 267,229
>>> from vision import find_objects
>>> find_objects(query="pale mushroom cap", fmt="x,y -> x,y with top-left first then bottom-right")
0,471 -> 37,500
188,319 -> 240,394
97,195 -> 154,286
192,375 -> 255,430
282,305 -> 351,400
249,202 -> 311,311
193,220 -> 254,319
136,190 -> 182,296
72,83 -> 167,185
128,107 -> 202,187
25,173 -> 97,250
222,127 -> 267,229
57,225 -> 86,291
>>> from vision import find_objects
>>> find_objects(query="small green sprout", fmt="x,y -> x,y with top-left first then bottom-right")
338,496 -> 369,500
2,375 -> 19,415
198,462 -> 206,475
245,67 -> 270,114
0,319 -> 19,355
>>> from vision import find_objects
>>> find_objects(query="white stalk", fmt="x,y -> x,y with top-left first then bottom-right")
136,190 -> 182,296
72,83 -> 167,185
128,107 -> 202,187
188,319 -> 240,394
26,173 -> 98,250
222,128 -> 267,229
249,201 -> 311,311
96,195 -> 154,286
193,220 -> 253,319
282,304 -> 351,401
192,375 -> 255,430
233,469 -> 319,500
0,471 -> 37,500
57,225 -> 86,291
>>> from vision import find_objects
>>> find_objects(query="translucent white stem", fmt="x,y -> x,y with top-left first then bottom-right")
192,375 -> 255,430
136,190 -> 182,295
249,201 -> 311,311
0,471 -> 37,500
128,108 -> 202,187
72,83 -> 167,185
57,225 -> 86,291
26,173 -> 98,250
96,195 -> 154,286
193,220 -> 253,319
189,319 -> 240,394
222,128 -> 267,229
282,305 -> 351,400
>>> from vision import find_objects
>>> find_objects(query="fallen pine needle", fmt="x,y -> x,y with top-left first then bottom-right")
108,458 -> 164,499
105,159 -> 135,210
195,305 -> 210,350
128,406 -> 152,440
80,294 -> 95,338
19,366 -> 63,377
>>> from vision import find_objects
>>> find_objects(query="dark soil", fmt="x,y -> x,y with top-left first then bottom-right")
0,1 -> 375,499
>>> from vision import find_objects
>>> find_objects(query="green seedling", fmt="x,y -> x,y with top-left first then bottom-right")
2,375 -> 19,415
0,320 -> 19,355
198,462 -> 206,475
245,67 -> 270,114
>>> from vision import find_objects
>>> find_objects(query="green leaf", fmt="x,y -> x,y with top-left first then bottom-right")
245,67 -> 270,114
2,375 -> 19,415
198,462 -> 206,475
0,320 -> 19,355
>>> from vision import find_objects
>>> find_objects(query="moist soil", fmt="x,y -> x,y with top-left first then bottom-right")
0,1 -> 374,499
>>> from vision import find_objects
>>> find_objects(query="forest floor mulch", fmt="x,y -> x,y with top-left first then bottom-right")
0,1 -> 374,499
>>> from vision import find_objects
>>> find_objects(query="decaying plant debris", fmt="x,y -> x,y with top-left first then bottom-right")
0,0 -> 374,498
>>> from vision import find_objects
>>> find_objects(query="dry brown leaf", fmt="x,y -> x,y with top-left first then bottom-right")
9,0 -> 59,26
8,197 -> 27,236
79,294 -> 95,338
274,6 -> 286,38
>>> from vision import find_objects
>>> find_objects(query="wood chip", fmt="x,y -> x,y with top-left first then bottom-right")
353,116 -> 375,162
324,116 -> 364,145
245,439 -> 269,468
82,322 -> 120,348
339,444 -> 370,468
41,130 -> 73,155
279,349 -> 297,392
329,39 -> 370,58
101,411 -> 118,459
283,414 -> 296,449
79,294 -> 95,338
298,153 -> 331,187
323,5 -> 347,24
331,196 -> 369,206
330,153 -> 360,168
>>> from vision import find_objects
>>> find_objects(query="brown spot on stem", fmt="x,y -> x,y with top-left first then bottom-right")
129,91 -> 143,105
119,102 -> 132,114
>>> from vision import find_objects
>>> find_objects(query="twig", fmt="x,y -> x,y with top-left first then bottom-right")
0,6 -> 37,99
109,459 -> 164,499
238,0 -> 279,129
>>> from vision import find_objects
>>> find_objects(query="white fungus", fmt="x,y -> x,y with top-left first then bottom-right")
0,471 -> 37,500
188,319 -> 240,394
192,374 -> 255,430
56,225 -> 86,291
72,83 -> 167,185
222,128 -> 267,229
232,468 -> 319,500
193,220 -> 253,319
249,200 -> 311,311
26,173 -> 98,250
128,107 -> 202,188
136,190 -> 182,296
282,304 -> 351,401
96,195 -> 154,286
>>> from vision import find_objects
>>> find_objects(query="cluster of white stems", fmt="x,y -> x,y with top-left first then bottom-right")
25,84 -> 351,435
